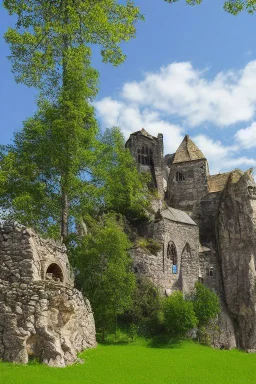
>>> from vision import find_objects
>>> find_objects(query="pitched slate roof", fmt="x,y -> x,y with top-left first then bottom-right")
161,207 -> 197,226
173,135 -> 206,164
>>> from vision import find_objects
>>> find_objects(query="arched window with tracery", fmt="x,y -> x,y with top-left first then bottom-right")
167,241 -> 178,274
176,171 -> 185,181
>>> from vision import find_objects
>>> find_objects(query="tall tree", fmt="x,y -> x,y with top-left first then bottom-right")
164,0 -> 256,15
3,0 -> 143,240
3,0 -> 143,96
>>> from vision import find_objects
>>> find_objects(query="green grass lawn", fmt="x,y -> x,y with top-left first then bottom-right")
1,340 -> 256,384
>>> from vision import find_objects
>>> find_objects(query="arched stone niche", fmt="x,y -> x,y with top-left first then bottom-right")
45,263 -> 64,283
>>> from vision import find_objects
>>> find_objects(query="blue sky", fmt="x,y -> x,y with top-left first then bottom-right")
1,0 -> 256,174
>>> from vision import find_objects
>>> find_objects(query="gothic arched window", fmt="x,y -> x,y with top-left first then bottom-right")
167,241 -> 178,274
176,171 -> 185,182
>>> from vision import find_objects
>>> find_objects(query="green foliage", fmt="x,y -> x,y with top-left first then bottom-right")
135,238 -> 162,255
164,0 -> 256,14
192,282 -> 220,327
74,214 -> 136,338
123,278 -> 164,337
163,291 -> 198,337
92,127 -> 150,221
3,0 -> 143,95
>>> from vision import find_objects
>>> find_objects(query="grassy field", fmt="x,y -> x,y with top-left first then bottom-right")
1,340 -> 256,384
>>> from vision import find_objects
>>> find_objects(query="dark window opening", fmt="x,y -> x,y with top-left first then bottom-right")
198,277 -> 204,284
207,268 -> 214,277
167,241 -> 178,274
46,263 -> 64,282
137,146 -> 153,165
176,171 -> 185,182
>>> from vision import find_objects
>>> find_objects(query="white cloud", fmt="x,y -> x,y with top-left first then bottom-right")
121,61 -> 256,126
94,60 -> 256,174
193,135 -> 256,174
94,97 -> 184,153
235,121 -> 256,149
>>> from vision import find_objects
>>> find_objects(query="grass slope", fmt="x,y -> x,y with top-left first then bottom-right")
1,340 -> 256,384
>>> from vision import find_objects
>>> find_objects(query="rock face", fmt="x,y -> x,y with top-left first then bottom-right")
216,170 -> 256,351
0,224 -> 96,367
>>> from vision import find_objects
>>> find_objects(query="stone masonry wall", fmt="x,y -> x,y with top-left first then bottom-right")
168,159 -> 209,212
0,280 -> 96,367
131,218 -> 199,295
0,224 -> 96,367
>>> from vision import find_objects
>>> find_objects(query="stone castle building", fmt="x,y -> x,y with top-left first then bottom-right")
126,128 -> 256,351
0,224 -> 96,367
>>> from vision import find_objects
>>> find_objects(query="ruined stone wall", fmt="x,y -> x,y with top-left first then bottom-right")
167,159 -> 209,212
131,218 -> 199,295
0,224 -> 96,367
126,132 -> 164,198
0,224 -> 73,285
0,280 -> 96,367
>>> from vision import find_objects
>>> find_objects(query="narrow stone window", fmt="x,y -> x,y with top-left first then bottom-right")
137,148 -> 141,164
141,146 -> 145,165
149,149 -> 153,165
207,267 -> 214,277
198,277 -> 204,284
176,171 -> 185,182
167,241 -> 178,274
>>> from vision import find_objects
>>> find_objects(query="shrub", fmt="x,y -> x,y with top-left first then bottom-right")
136,238 -> 162,255
163,291 -> 198,338
192,282 -> 220,327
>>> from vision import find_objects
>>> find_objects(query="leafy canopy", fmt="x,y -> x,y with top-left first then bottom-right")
3,0 -> 143,95
164,0 -> 256,15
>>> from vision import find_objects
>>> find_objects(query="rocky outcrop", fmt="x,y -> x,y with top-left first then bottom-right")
216,170 -> 256,351
0,223 -> 96,367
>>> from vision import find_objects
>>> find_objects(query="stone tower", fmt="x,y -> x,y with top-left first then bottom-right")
167,135 -> 209,212
125,128 -> 164,198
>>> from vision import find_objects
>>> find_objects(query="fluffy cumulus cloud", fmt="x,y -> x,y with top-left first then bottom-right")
94,61 -> 256,174
121,61 -> 256,127
235,122 -> 256,149
193,135 -> 256,174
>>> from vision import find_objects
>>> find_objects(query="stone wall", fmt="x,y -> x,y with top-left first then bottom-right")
0,224 -> 73,286
0,223 -> 96,367
167,159 -> 209,212
131,215 -> 199,295
0,280 -> 96,367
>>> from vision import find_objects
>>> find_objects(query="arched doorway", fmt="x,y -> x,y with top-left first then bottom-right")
45,263 -> 64,283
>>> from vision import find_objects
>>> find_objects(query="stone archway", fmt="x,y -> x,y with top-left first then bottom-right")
45,263 -> 64,283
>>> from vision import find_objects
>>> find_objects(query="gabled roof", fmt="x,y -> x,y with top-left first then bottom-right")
173,135 -> 206,164
161,207 -> 197,226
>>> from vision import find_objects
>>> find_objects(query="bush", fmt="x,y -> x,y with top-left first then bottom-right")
163,291 -> 198,338
121,278 -> 164,337
192,282 -> 220,327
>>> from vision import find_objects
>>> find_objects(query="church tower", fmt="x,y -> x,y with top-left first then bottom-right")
167,135 -> 209,212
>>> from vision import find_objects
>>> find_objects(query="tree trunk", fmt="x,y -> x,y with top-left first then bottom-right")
61,184 -> 69,244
